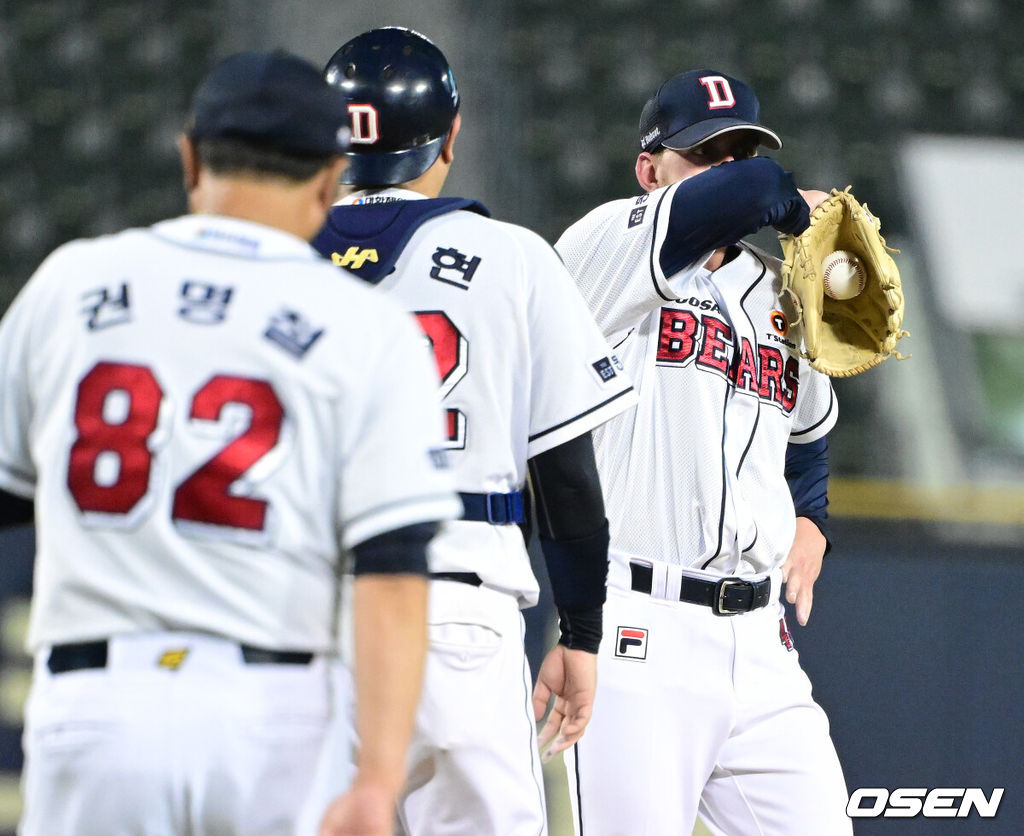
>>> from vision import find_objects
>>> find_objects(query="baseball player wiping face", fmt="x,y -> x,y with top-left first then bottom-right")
554,68 -> 852,835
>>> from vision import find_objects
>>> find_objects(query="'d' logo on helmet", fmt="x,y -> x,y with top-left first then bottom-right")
698,75 -> 736,110
348,103 -> 380,144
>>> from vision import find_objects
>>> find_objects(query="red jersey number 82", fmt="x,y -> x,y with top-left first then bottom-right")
67,360 -> 284,535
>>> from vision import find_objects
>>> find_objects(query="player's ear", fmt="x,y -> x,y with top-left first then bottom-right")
316,157 -> 349,212
635,152 -> 659,193
440,113 -> 461,165
178,134 -> 199,192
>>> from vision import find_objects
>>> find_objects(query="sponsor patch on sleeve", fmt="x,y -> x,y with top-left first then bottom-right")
628,206 -> 647,228
592,354 -> 623,383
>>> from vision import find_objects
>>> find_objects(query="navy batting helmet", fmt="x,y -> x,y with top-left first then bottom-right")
324,27 -> 459,186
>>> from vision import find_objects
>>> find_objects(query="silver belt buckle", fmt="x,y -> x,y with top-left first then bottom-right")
713,578 -> 747,616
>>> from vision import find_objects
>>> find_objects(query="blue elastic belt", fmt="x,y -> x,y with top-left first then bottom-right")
458,491 -> 525,525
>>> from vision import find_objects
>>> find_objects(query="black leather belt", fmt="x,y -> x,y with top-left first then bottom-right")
459,491 -> 525,525
429,571 -> 483,586
47,640 -> 314,674
629,561 -> 772,616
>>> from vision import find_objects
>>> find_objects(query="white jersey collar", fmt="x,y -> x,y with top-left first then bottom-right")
151,214 -> 321,261
337,187 -> 428,206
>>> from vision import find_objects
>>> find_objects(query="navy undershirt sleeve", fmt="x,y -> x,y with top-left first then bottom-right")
351,521 -> 436,576
784,436 -> 832,553
0,488 -> 32,528
659,157 -> 810,277
528,433 -> 605,540
528,434 -> 609,653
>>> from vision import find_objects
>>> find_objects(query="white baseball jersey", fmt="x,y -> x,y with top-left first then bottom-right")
295,188 -> 637,836
0,213 -> 460,654
556,183 -> 838,576
327,188 -> 638,605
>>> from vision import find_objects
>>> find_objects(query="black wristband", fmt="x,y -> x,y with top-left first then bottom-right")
557,606 -> 602,654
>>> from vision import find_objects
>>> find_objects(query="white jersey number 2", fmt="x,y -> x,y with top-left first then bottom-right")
67,360 -> 283,531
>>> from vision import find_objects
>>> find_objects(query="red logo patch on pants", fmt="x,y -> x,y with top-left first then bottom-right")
615,626 -> 648,660
779,616 -> 795,651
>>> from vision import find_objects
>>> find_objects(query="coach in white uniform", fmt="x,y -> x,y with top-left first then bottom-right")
304,28 -> 638,836
0,52 -> 460,836
555,69 -> 853,834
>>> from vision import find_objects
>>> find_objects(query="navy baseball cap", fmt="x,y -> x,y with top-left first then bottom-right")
188,51 -> 351,156
639,69 -> 781,153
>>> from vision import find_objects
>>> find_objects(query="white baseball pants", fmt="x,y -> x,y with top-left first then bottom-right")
565,558 -> 852,836
21,632 -> 331,836
399,579 -> 547,836
295,579 -> 548,836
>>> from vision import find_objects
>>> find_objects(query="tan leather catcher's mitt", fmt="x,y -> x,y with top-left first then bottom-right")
779,187 -> 908,377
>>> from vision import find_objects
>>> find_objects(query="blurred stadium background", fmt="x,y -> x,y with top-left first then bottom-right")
1,1 -> 1023,833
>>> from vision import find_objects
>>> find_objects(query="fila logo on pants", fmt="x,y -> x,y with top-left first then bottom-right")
615,627 -> 648,660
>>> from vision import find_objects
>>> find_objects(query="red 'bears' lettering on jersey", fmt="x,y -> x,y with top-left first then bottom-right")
655,307 -> 799,412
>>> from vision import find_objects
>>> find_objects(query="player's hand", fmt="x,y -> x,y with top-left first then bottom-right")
780,517 -> 826,626
797,188 -> 829,214
532,644 -> 597,763
318,776 -> 397,836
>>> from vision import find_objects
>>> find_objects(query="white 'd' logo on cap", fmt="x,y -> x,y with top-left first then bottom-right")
698,75 -> 736,110
348,104 -> 380,144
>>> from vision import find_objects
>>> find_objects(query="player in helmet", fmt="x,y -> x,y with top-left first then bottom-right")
0,51 -> 459,836
324,29 -> 459,187
302,26 -> 638,836
554,68 -> 853,834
